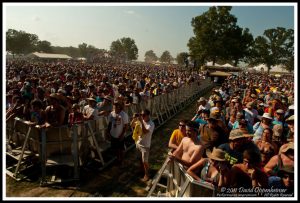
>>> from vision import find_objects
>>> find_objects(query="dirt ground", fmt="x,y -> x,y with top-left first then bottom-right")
5,91 -> 210,198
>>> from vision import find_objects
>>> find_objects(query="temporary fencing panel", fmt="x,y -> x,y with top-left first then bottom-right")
147,158 -> 217,197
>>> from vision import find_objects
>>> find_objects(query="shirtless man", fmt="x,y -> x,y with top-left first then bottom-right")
169,121 -> 204,168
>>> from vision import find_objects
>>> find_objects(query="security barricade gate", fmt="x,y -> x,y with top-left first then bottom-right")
6,118 -> 41,181
6,78 -> 215,184
147,158 -> 217,197
39,125 -> 80,186
6,117 -> 110,185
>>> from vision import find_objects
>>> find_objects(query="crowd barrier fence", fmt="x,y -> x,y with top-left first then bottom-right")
6,78 -> 215,185
147,158 -> 217,197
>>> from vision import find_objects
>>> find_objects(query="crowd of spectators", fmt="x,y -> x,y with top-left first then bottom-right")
168,71 -> 294,194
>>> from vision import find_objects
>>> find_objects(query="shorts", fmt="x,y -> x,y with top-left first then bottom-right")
136,144 -> 150,163
111,137 -> 125,150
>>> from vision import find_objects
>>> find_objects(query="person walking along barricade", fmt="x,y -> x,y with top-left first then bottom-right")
106,101 -> 129,168
131,109 -> 155,182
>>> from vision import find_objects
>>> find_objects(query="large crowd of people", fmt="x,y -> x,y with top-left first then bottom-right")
6,59 -> 202,125
6,59 -> 295,195
168,71 -> 294,194
5,59 -> 202,181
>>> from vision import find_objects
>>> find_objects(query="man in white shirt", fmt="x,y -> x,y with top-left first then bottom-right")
107,101 -> 129,167
132,109 -> 155,182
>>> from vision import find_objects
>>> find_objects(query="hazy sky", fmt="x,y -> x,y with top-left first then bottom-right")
4,3 -> 295,61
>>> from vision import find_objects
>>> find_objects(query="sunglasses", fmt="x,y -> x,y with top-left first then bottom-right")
179,124 -> 186,127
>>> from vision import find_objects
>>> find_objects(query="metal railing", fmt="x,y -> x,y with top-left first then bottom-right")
147,158 -> 217,197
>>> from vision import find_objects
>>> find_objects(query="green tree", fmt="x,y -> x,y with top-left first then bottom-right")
160,51 -> 173,64
248,27 -> 294,73
36,40 -> 52,53
78,43 -> 88,57
281,29 -> 294,72
144,50 -> 158,63
223,28 -> 254,66
176,52 -> 189,66
110,37 -> 138,62
6,29 -> 39,55
187,6 -> 253,66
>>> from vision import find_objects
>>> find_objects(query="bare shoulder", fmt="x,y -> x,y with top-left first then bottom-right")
181,137 -> 190,143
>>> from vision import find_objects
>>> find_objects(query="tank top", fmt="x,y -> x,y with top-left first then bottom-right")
200,160 -> 220,185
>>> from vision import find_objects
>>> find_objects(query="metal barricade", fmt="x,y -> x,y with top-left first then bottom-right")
147,158 -> 217,197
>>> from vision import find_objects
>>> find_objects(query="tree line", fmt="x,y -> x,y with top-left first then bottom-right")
6,6 -> 294,72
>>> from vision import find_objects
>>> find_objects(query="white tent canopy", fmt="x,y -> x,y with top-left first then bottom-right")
221,63 -> 234,68
252,64 -> 290,73
206,61 -> 221,67
26,52 -> 72,59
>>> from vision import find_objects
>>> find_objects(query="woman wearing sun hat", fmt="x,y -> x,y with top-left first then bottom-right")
187,148 -> 231,188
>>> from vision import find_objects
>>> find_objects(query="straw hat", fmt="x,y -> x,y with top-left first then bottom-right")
87,97 -> 97,102
286,115 -> 294,122
206,148 -> 226,162
229,129 -> 253,140
276,109 -> 284,114
262,113 -> 273,120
